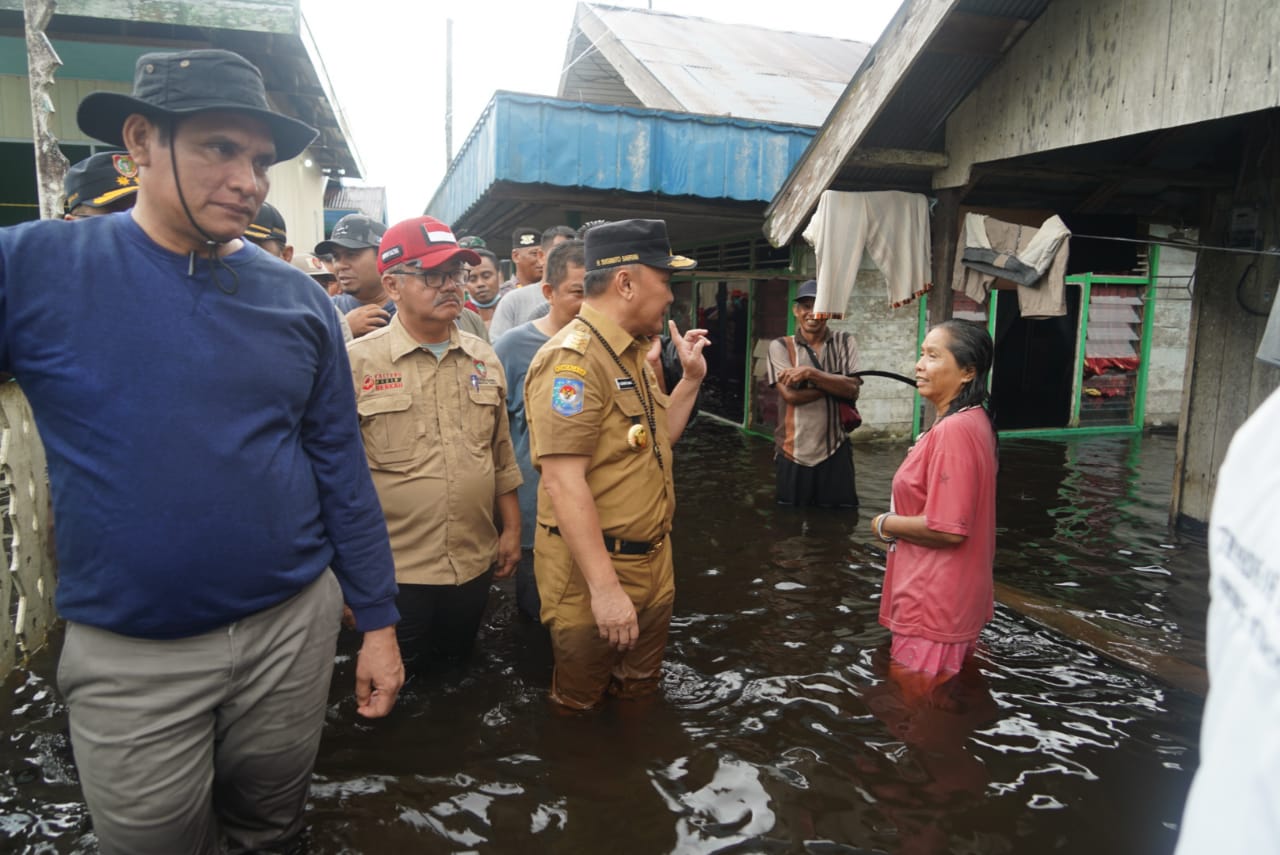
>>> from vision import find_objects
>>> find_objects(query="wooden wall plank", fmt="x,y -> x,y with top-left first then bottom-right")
0,76 -> 129,143
1163,0 -> 1227,127
1114,0 -> 1171,136
1220,0 -> 1280,117
939,0 -> 1277,189
1074,1 -> 1126,146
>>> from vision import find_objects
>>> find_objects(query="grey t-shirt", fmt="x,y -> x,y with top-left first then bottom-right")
492,320 -> 550,549
490,283 -> 550,339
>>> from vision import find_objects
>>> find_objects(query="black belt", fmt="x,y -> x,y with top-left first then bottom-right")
543,525 -> 664,555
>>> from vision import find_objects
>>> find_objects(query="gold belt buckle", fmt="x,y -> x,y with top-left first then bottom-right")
648,537 -> 665,555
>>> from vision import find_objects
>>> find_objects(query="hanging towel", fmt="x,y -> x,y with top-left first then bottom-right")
953,213 -> 1071,319
801,189 -> 932,318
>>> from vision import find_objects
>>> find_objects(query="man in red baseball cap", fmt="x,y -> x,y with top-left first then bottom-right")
349,216 -> 523,677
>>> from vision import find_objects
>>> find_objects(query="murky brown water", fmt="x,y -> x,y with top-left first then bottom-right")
0,424 -> 1207,853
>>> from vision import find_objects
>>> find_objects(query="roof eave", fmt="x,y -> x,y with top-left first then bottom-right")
763,0 -> 962,247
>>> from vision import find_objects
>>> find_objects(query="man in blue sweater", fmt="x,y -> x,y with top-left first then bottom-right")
0,49 -> 403,854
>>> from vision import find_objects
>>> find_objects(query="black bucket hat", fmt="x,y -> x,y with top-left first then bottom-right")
584,219 -> 697,272
77,49 -> 318,163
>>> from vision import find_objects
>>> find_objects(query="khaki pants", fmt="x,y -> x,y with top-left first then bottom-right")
57,569 -> 344,855
534,528 -> 675,709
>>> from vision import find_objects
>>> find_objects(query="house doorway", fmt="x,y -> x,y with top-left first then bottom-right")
670,278 -> 750,424
989,286 -> 1082,429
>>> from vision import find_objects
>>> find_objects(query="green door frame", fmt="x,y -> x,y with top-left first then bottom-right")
943,246 -> 1161,440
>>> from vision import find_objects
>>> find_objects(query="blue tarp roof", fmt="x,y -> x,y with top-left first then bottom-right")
427,92 -> 817,227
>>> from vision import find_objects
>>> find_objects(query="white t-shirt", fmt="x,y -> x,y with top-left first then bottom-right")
1175,385 -> 1280,852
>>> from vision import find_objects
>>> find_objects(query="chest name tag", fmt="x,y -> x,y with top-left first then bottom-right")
615,377 -> 636,391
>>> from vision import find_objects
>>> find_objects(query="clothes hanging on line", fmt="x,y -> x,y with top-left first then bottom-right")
953,213 -> 1071,319
801,189 -> 932,317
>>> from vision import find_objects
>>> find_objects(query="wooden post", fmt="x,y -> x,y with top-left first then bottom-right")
928,187 -> 962,329
24,0 -> 69,221
1171,115 -> 1280,528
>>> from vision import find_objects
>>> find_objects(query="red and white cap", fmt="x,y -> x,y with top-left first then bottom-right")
377,215 -> 482,274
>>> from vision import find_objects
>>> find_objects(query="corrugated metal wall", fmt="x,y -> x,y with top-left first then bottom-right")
430,93 -> 816,224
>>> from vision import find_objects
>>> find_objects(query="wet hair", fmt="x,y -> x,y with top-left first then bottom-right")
545,239 -> 585,289
934,319 -> 995,426
542,224 -> 577,249
471,247 -> 499,269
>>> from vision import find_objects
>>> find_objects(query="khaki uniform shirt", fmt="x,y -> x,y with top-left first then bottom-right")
348,315 -> 522,586
525,303 -> 675,544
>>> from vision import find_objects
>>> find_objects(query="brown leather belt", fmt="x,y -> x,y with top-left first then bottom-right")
543,525 -> 664,555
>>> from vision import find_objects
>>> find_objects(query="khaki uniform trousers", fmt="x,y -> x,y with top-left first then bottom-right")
535,527 -> 675,709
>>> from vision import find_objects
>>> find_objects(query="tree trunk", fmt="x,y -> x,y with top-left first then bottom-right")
25,0 -> 69,221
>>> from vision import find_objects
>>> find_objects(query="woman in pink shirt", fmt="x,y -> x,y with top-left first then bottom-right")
871,320 -> 997,691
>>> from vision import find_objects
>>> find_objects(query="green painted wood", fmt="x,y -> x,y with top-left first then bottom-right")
1133,246 -> 1160,428
1072,276 -> 1092,427
913,291 -> 927,437
999,424 -> 1142,440
0,0 -> 298,34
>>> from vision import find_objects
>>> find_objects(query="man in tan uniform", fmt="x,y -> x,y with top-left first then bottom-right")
349,215 -> 522,677
525,218 -> 709,709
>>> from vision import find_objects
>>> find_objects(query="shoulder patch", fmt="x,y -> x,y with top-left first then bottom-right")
551,377 -> 585,417
561,328 -> 591,355
554,363 -> 587,377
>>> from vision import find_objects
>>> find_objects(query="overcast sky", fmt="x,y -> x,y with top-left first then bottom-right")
301,0 -> 901,224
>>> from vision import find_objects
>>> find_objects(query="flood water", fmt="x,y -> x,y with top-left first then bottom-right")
0,423 -> 1208,853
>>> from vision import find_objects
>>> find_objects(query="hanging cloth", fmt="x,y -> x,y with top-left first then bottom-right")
801,189 -> 932,318
953,213 -> 1071,319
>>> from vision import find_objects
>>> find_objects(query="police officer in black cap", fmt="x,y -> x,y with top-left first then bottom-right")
62,150 -> 139,219
243,200 -> 292,261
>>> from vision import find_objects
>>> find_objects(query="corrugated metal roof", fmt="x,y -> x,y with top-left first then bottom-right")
559,3 -> 871,127
427,92 -> 816,228
323,185 -> 387,223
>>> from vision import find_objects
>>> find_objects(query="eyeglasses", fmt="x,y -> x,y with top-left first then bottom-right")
391,266 -> 468,289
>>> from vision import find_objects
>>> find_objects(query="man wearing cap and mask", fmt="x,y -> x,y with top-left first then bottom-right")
524,218 -> 709,710
767,279 -> 862,508
0,49 -> 403,854
348,215 -> 522,676
62,150 -> 139,218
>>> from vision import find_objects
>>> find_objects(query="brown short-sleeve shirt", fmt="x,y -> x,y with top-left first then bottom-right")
525,303 -> 674,544
348,315 -> 522,586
